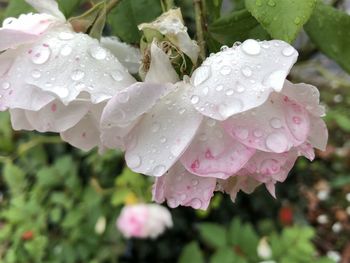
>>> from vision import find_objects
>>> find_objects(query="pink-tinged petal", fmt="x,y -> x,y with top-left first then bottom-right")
297,142 -> 315,161
0,82 -> 55,111
308,116 -> 328,151
144,42 -> 179,84
0,14 -> 59,50
101,37 -> 141,74
218,175 -> 261,202
152,162 -> 216,210
61,104 -> 104,151
223,92 -> 310,153
25,0 -> 66,20
189,40 -> 298,120
125,83 -> 203,177
265,182 -> 276,199
0,49 -> 15,77
25,99 -> 89,132
241,150 -> 298,185
282,81 -> 325,117
9,109 -> 33,131
6,29 -> 135,105
181,119 -> 255,179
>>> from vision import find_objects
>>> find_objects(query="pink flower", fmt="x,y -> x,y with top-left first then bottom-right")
0,0 -> 137,151
116,204 -> 173,239
102,39 -> 328,210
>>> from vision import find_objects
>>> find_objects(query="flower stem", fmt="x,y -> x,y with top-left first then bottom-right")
161,0 -> 175,12
106,0 -> 120,14
193,0 -> 206,61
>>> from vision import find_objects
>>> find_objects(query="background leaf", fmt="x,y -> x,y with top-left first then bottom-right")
178,242 -> 204,263
198,223 -> 227,248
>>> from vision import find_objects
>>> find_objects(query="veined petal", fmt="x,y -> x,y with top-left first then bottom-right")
125,83 -> 203,177
308,116 -> 328,151
152,162 -> 216,210
6,29 -> 135,105
181,119 -> 255,179
61,104 -> 104,151
101,37 -> 141,74
145,42 -> 179,84
223,92 -> 310,153
25,99 -> 89,132
25,0 -> 66,20
9,109 -> 33,131
190,39 -> 298,120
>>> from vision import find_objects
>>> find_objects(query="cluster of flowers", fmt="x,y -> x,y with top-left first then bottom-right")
0,0 -> 328,211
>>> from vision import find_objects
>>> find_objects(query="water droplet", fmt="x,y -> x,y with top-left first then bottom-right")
191,198 -> 202,209
253,129 -> 263,137
128,154 -> 142,168
220,65 -> 232,75
241,39 -> 261,55
270,118 -> 282,129
191,95 -> 200,104
170,144 -> 182,157
235,128 -> 249,140
160,136 -> 167,143
59,32 -> 74,40
260,159 -> 280,175
225,89 -> 234,96
71,70 -> 85,81
263,70 -> 286,91
191,179 -> 198,186
111,70 -> 123,81
220,45 -> 229,51
265,132 -> 288,153
31,45 -> 51,64
180,194 -> 187,201
282,46 -> 295,57
151,122 -> 160,132
90,46 -> 107,60
192,66 -> 211,86
178,108 -> 186,115
202,87 -> 209,95
215,85 -> 223,91
236,83 -> 245,93
153,165 -> 166,176
167,198 -> 178,208
2,82 -> 10,90
241,66 -> 252,77
31,70 -> 41,79
60,45 -> 72,56
117,91 -> 129,103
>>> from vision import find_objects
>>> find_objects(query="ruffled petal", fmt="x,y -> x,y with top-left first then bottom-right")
100,82 -> 173,149
190,39 -> 298,120
297,142 -> 315,161
0,14 -> 58,51
101,37 -> 141,74
61,104 -> 103,151
25,99 -> 89,132
144,42 -> 179,84
25,0 -> 66,20
5,29 -> 135,105
152,162 -> 216,210
223,92 -> 310,153
181,119 -> 255,179
124,83 -> 203,177
138,9 -> 199,64
9,109 -> 33,131
282,81 -> 325,117
219,175 -> 261,202
308,116 -> 328,151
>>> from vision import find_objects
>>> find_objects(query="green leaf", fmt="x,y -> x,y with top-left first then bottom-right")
210,247 -> 237,263
198,223 -> 227,248
57,0 -> 83,17
3,162 -> 27,194
178,242 -> 204,263
209,9 -> 270,45
245,0 -> 317,43
205,0 -> 223,21
108,0 -> 162,44
305,1 -> 350,74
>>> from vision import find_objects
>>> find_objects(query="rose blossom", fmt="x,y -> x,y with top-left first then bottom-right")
0,0 -> 137,151
116,204 -> 173,239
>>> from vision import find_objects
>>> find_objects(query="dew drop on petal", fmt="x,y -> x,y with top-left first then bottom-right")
128,154 -> 142,168
153,165 -> 166,176
216,85 -> 224,91
225,89 -> 234,96
191,179 -> 199,186
160,136 -> 167,143
241,66 -> 252,77
167,198 -> 178,208
220,65 -> 232,75
71,70 -> 85,81
31,70 -> 41,79
60,45 -> 72,56
270,118 -> 282,129
282,46 -> 295,57
263,70 -> 286,91
236,83 -> 245,93
265,132 -> 289,153
2,82 -> 10,90
191,198 -> 202,209
111,70 -> 124,81
31,45 -> 51,64
241,39 -> 261,55
235,127 -> 249,140
253,129 -> 263,137
192,66 -> 211,86
89,46 -> 107,60
191,95 -> 200,104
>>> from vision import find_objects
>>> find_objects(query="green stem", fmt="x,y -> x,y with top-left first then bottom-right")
106,0 -> 120,14
194,0 -> 206,60
161,0 -> 175,11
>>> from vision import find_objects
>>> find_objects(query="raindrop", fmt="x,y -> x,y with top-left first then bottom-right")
191,179 -> 199,186
160,136 -> 167,143
90,46 -> 107,60
225,89 -> 234,96
167,198 -> 178,208
241,66 -> 252,77
263,70 -> 286,91
235,127 -> 249,140
236,83 -> 245,93
216,85 -> 224,91
60,45 -> 72,56
294,17 -> 301,25
153,165 -> 166,176
191,198 -> 202,209
270,118 -> 282,129
2,82 -> 10,90
282,46 -> 295,57
128,154 -> 142,168
241,39 -> 261,55
31,45 -> 51,64
111,70 -> 124,81
220,65 -> 232,75
192,66 -> 211,86
191,95 -> 200,104
71,70 -> 85,81
178,108 -> 186,115
265,132 -> 288,153
31,70 -> 41,79
253,129 -> 263,137
151,122 -> 160,132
